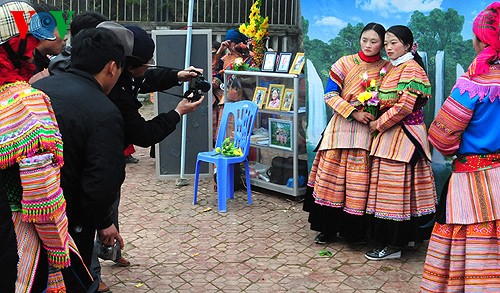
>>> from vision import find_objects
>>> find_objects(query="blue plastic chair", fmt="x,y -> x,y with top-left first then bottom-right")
193,100 -> 258,212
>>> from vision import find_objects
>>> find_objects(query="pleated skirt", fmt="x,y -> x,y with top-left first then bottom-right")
308,148 -> 371,215
366,157 -> 437,220
421,221 -> 500,292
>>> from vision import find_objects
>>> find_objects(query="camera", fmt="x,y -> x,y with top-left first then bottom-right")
97,240 -> 119,260
185,70 -> 211,101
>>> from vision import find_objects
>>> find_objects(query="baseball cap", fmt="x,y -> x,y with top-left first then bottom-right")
125,25 -> 155,66
96,21 -> 134,56
0,0 -> 55,44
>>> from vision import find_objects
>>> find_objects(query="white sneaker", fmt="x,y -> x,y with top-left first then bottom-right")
365,246 -> 401,261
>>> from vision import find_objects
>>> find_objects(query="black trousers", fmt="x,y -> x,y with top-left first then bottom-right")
62,224 -> 98,292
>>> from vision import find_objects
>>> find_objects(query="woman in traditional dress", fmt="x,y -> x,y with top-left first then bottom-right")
0,1 -> 92,291
364,25 -> 437,260
303,23 -> 389,244
421,2 -> 500,291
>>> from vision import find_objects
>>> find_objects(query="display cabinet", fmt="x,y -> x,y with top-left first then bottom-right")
223,70 -> 306,197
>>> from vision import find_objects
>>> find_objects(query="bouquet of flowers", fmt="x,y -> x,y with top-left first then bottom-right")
238,0 -> 269,67
357,67 -> 387,118
215,137 -> 243,157
238,0 -> 269,43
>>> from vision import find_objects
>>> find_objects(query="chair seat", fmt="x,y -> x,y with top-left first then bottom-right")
197,151 -> 247,165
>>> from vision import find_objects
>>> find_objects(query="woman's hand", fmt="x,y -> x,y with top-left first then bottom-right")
351,111 -> 374,124
369,120 -> 378,133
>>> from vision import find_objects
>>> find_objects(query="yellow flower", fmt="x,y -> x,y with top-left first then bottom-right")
240,0 -> 268,40
254,30 -> 265,41
370,79 -> 376,88
358,91 -> 372,103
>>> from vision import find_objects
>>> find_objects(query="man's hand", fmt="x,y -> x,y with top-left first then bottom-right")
177,66 -> 204,82
98,224 -> 124,249
351,111 -> 375,124
175,95 -> 205,116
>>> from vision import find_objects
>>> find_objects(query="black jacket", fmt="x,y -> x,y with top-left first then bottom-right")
32,69 -> 125,230
107,67 -> 182,148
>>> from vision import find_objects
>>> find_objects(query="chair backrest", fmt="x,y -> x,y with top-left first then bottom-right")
215,101 -> 258,157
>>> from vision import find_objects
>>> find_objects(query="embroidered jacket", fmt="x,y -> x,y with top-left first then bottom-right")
370,59 -> 432,162
318,54 -> 388,151
429,65 -> 500,225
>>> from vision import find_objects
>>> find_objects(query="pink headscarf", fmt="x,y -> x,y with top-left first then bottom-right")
470,2 -> 500,76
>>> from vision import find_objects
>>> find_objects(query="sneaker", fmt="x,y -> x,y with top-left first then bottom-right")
365,246 -> 401,260
314,233 -> 334,245
125,155 -> 139,164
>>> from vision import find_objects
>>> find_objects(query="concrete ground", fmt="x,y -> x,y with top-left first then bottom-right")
98,103 -> 429,292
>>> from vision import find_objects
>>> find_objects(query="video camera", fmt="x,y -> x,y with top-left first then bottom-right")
184,70 -> 211,101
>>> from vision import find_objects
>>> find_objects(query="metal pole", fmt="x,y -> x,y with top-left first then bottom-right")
176,0 -> 195,186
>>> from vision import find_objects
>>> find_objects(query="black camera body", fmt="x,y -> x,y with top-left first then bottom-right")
185,70 -> 211,101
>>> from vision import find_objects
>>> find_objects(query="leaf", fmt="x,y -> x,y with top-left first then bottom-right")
318,249 -> 332,257
199,207 -> 212,214
135,283 -> 144,288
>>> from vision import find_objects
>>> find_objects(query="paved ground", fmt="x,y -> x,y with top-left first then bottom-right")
99,103 -> 429,292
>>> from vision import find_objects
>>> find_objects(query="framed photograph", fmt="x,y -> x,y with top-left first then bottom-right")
281,89 -> 294,111
261,51 -> 277,72
276,52 -> 293,73
252,86 -> 267,109
265,84 -> 285,110
289,52 -> 305,74
268,118 -> 292,151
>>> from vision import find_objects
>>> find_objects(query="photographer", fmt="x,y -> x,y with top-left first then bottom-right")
110,25 -> 205,149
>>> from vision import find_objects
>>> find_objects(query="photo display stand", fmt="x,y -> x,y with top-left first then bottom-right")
152,29 -> 212,179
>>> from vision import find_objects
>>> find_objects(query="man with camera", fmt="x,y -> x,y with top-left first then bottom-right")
109,25 -> 205,150
93,24 -> 205,292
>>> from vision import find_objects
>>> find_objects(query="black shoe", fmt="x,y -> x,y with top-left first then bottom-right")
365,246 -> 401,261
314,233 -> 333,244
125,155 -> 139,164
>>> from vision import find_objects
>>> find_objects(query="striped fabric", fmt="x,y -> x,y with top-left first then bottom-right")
428,97 -> 473,156
370,124 -> 431,163
0,81 -> 63,169
47,270 -> 66,293
12,211 -> 42,293
319,54 -> 389,151
1,81 -> 71,272
421,221 -> 500,292
446,165 -> 500,225
366,157 -> 436,221
371,60 -> 432,160
308,148 -> 370,215
17,148 -> 70,269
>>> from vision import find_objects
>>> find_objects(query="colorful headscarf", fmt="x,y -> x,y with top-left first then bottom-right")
470,2 -> 500,76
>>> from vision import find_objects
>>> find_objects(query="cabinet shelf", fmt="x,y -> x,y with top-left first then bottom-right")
250,178 -> 306,196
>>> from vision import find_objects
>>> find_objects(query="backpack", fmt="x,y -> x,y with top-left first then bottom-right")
267,156 -> 307,185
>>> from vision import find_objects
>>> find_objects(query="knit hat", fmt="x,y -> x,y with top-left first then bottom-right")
0,0 -> 55,44
470,2 -> 500,76
96,21 -> 134,56
224,28 -> 248,44
125,25 -> 155,66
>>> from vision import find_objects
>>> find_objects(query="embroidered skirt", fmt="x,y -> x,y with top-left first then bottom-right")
308,148 -> 371,215
421,221 -> 500,292
366,157 -> 436,220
